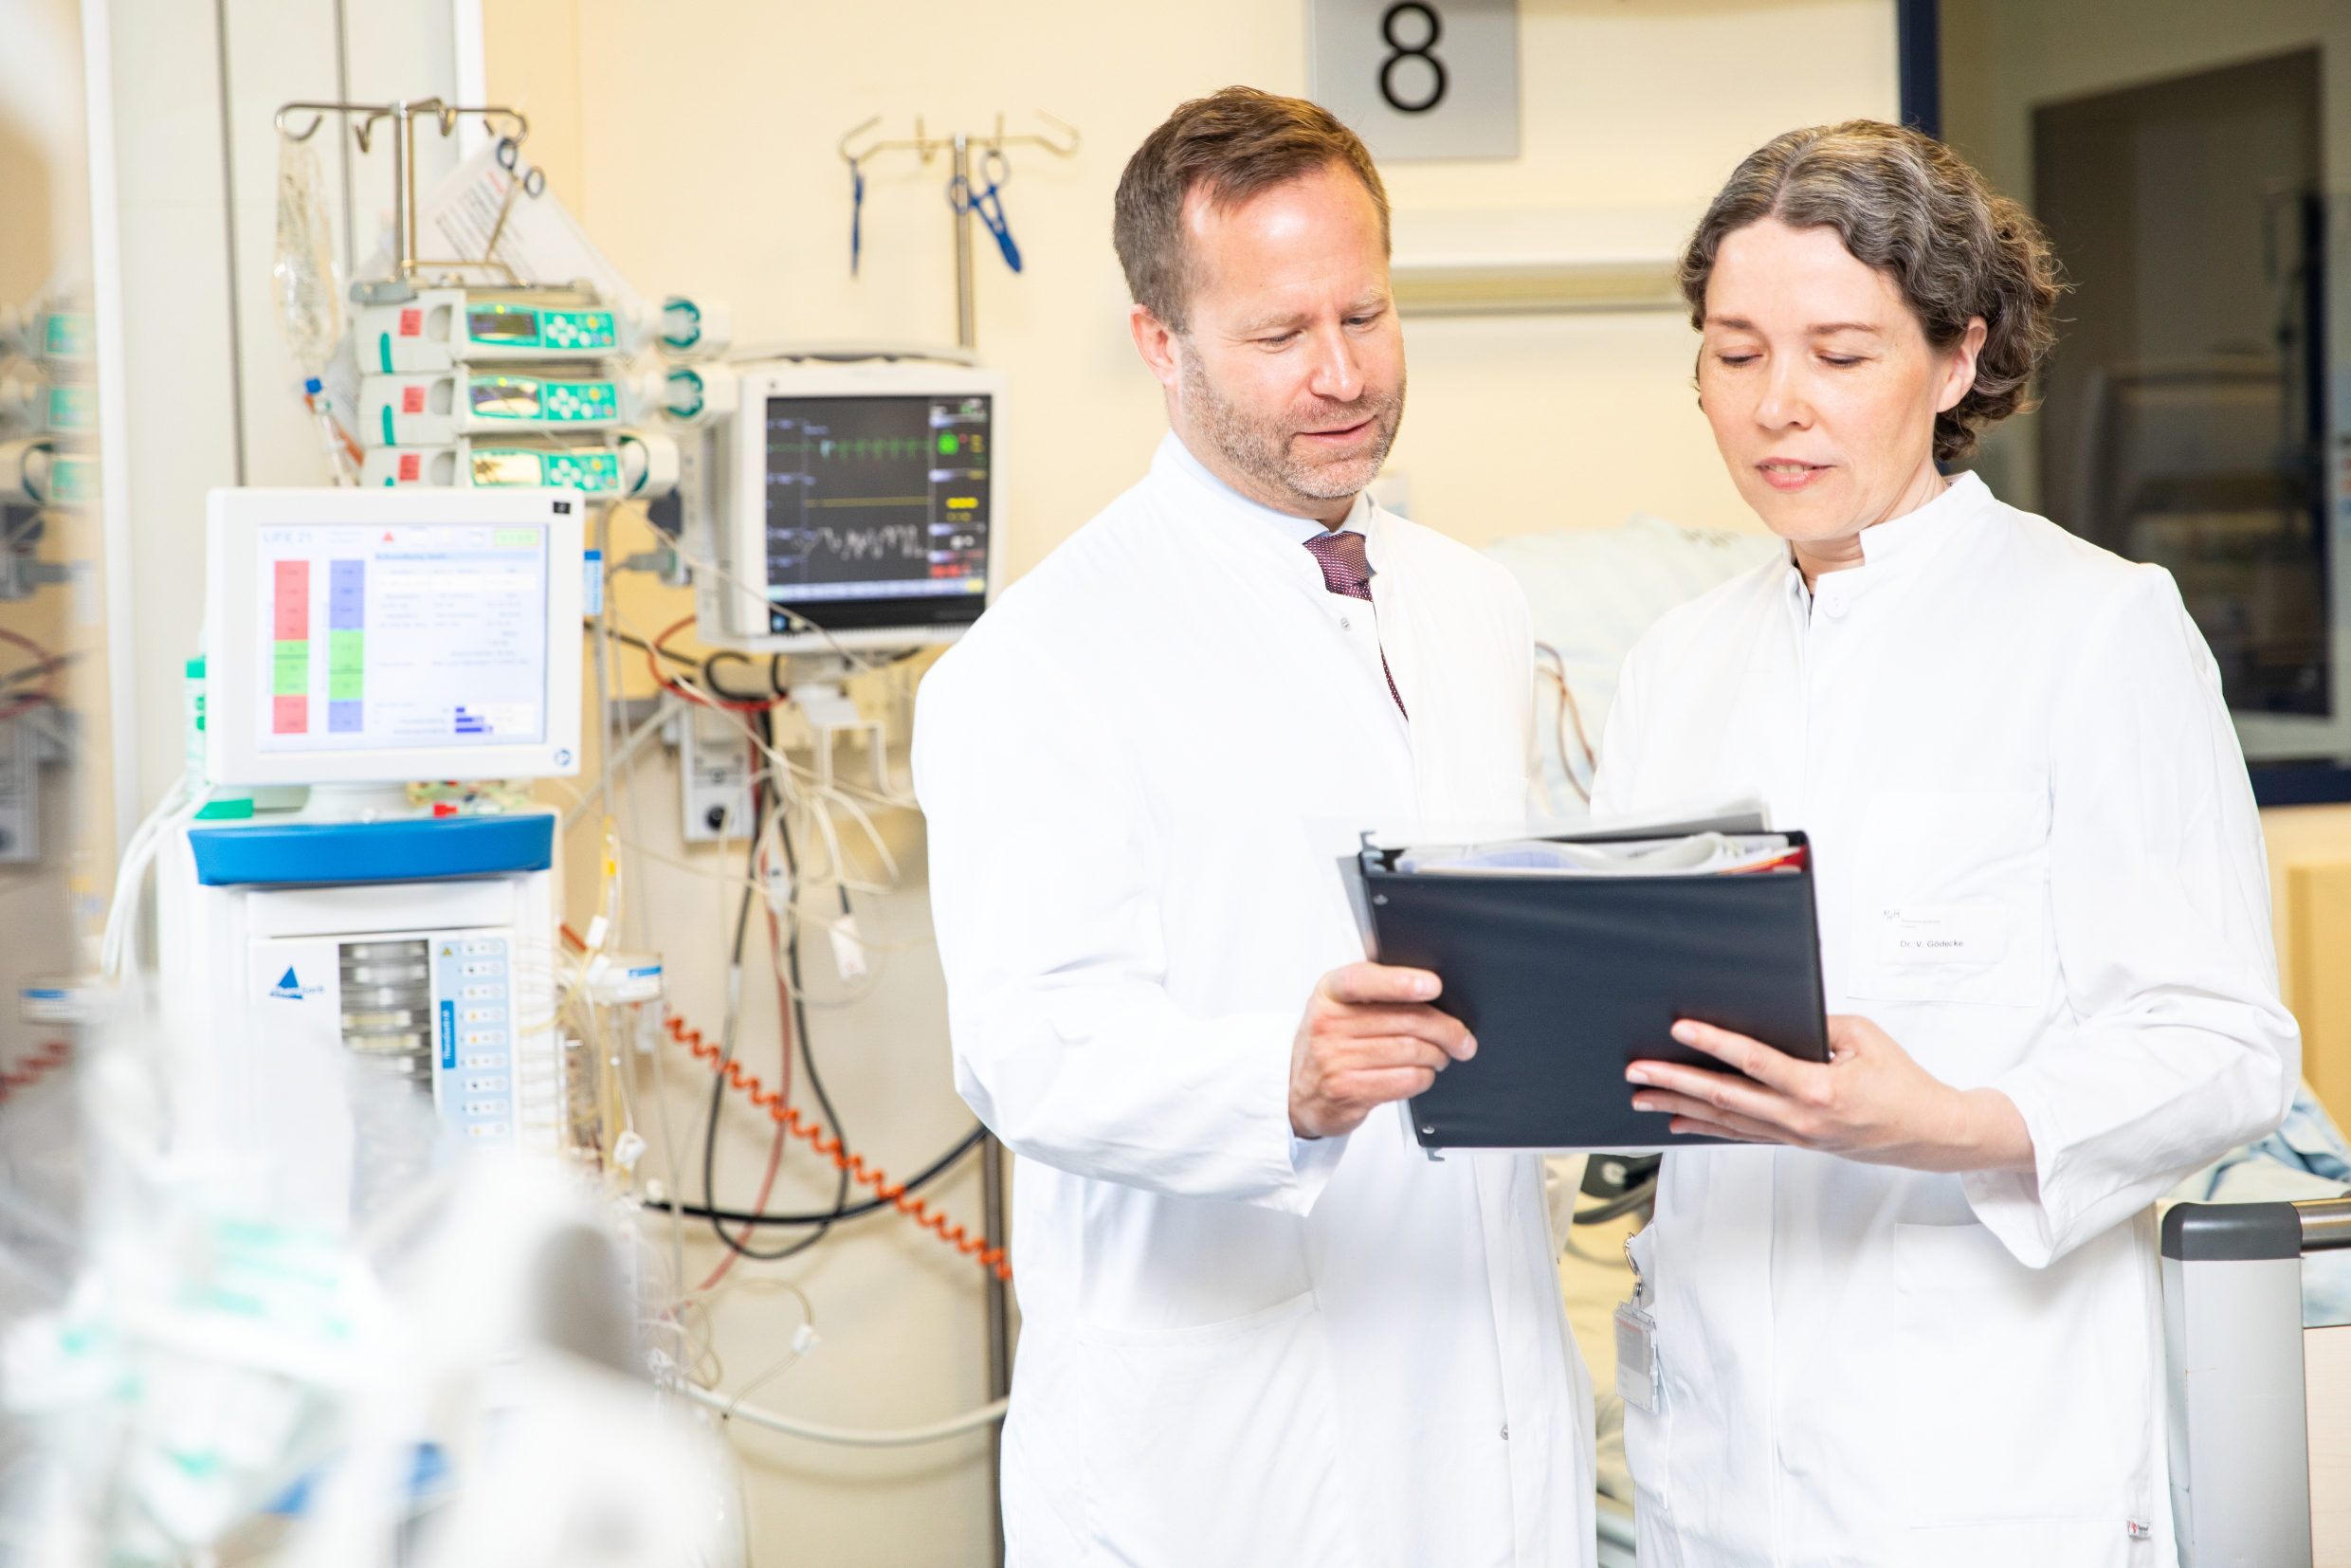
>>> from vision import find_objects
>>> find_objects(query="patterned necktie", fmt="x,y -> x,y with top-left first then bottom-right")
1302,529 -> 1407,718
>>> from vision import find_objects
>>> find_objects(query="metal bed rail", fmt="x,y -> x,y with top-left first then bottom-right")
2162,1195 -> 2351,1566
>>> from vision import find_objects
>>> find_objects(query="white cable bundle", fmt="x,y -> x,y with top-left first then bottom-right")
98,772 -> 204,982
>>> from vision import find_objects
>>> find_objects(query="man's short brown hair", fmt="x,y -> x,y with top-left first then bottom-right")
1113,86 -> 1390,334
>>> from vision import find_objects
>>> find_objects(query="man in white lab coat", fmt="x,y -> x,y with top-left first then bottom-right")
914,88 -> 1594,1567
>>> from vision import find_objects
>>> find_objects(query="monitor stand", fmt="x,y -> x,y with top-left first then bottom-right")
787,682 -> 888,794
294,782 -> 416,822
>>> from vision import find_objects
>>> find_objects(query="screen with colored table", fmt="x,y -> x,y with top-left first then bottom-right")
256,523 -> 550,754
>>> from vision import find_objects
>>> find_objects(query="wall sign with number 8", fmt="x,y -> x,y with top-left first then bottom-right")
1378,2 -> 1448,114
1308,0 -> 1517,161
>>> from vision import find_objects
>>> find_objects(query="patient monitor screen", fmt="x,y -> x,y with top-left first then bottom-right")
254,522 -> 551,753
762,393 -> 991,632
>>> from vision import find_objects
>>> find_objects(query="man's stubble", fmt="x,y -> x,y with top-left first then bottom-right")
1177,345 -> 1405,512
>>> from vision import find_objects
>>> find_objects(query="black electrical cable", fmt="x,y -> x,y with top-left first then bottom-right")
647,1123 -> 987,1227
700,729 -> 763,1257
583,618 -> 702,673
1572,1178 -> 1660,1227
699,705 -> 855,1262
0,653 -> 71,691
702,758 -> 779,1260
702,648 -> 775,703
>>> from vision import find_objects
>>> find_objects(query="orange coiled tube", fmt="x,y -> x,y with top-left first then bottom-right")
0,1040 -> 70,1103
665,1013 -> 1011,1281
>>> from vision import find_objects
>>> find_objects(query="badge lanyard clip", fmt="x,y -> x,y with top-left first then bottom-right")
1614,1235 -> 1664,1414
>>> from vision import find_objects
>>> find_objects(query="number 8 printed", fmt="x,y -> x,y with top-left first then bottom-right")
1378,2 -> 1449,115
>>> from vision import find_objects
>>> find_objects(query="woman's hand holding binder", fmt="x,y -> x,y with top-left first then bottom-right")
1625,1015 -> 2035,1175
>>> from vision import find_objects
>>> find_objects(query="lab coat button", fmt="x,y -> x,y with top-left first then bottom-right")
1823,595 -> 1848,618
1500,1423 -> 1509,1441
1339,615 -> 1353,631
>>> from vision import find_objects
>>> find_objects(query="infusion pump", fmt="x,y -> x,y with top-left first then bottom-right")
156,817 -> 568,1231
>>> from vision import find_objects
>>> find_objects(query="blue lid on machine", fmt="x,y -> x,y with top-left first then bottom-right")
188,813 -> 555,886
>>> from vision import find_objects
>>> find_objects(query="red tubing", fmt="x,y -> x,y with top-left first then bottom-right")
665,1013 -> 1010,1281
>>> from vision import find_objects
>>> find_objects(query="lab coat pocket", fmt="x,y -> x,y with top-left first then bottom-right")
1847,788 -> 2048,1008
1887,1221 -> 2145,1543
1075,1291 -> 1349,1568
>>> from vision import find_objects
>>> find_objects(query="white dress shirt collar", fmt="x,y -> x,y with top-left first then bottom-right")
1156,430 -> 1372,545
1781,468 -> 1995,614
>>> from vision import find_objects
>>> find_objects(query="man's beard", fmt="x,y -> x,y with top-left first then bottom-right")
1178,348 -> 1405,507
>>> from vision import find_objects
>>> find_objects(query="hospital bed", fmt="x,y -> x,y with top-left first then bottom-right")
2166,1197 -> 2351,1566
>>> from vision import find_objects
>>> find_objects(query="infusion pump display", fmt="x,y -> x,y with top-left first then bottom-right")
760,393 -> 992,631
254,523 -> 551,754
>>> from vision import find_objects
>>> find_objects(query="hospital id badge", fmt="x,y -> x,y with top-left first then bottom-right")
1613,1300 -> 1661,1413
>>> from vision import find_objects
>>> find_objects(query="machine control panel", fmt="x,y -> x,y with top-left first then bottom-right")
432,934 -> 514,1140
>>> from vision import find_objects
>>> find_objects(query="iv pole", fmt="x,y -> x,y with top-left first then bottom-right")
274,97 -> 530,289
838,112 -> 1081,350
834,107 -> 1077,1568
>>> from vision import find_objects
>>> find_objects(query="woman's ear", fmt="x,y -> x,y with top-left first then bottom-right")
1936,316 -> 1989,413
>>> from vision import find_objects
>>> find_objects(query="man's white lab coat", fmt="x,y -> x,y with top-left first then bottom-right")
1591,472 -> 2300,1568
915,435 -> 1595,1567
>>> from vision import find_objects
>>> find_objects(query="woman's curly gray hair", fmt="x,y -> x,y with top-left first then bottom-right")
1678,120 -> 2063,463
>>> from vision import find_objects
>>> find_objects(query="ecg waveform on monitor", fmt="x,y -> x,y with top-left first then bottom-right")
779,524 -> 929,565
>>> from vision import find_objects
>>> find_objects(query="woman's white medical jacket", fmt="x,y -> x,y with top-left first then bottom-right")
915,436 -> 1593,1567
1591,472 -> 2299,1568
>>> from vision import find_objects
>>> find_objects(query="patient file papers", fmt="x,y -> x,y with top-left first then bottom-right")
1356,803 -> 1830,1152
1396,830 -> 1805,879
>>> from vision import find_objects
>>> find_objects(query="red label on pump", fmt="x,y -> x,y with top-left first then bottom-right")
401,385 -> 426,413
398,308 -> 422,337
397,453 -> 421,482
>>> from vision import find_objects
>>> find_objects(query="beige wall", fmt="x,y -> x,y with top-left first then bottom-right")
490,0 -> 1895,569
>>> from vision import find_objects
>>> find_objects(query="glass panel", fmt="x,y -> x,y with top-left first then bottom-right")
0,0 -> 118,1424
2032,50 -> 2328,724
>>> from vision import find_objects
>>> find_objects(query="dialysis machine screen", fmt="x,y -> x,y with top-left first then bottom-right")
254,522 -> 551,753
761,393 -> 991,632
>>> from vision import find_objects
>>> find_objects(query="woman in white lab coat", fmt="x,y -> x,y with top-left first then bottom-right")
1590,121 -> 2300,1568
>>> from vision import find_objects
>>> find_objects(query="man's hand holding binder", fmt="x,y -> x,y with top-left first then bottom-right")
1288,962 -> 1480,1140
1626,1014 -> 2035,1174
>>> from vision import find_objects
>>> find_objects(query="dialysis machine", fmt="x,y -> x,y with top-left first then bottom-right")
158,487 -> 584,1229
